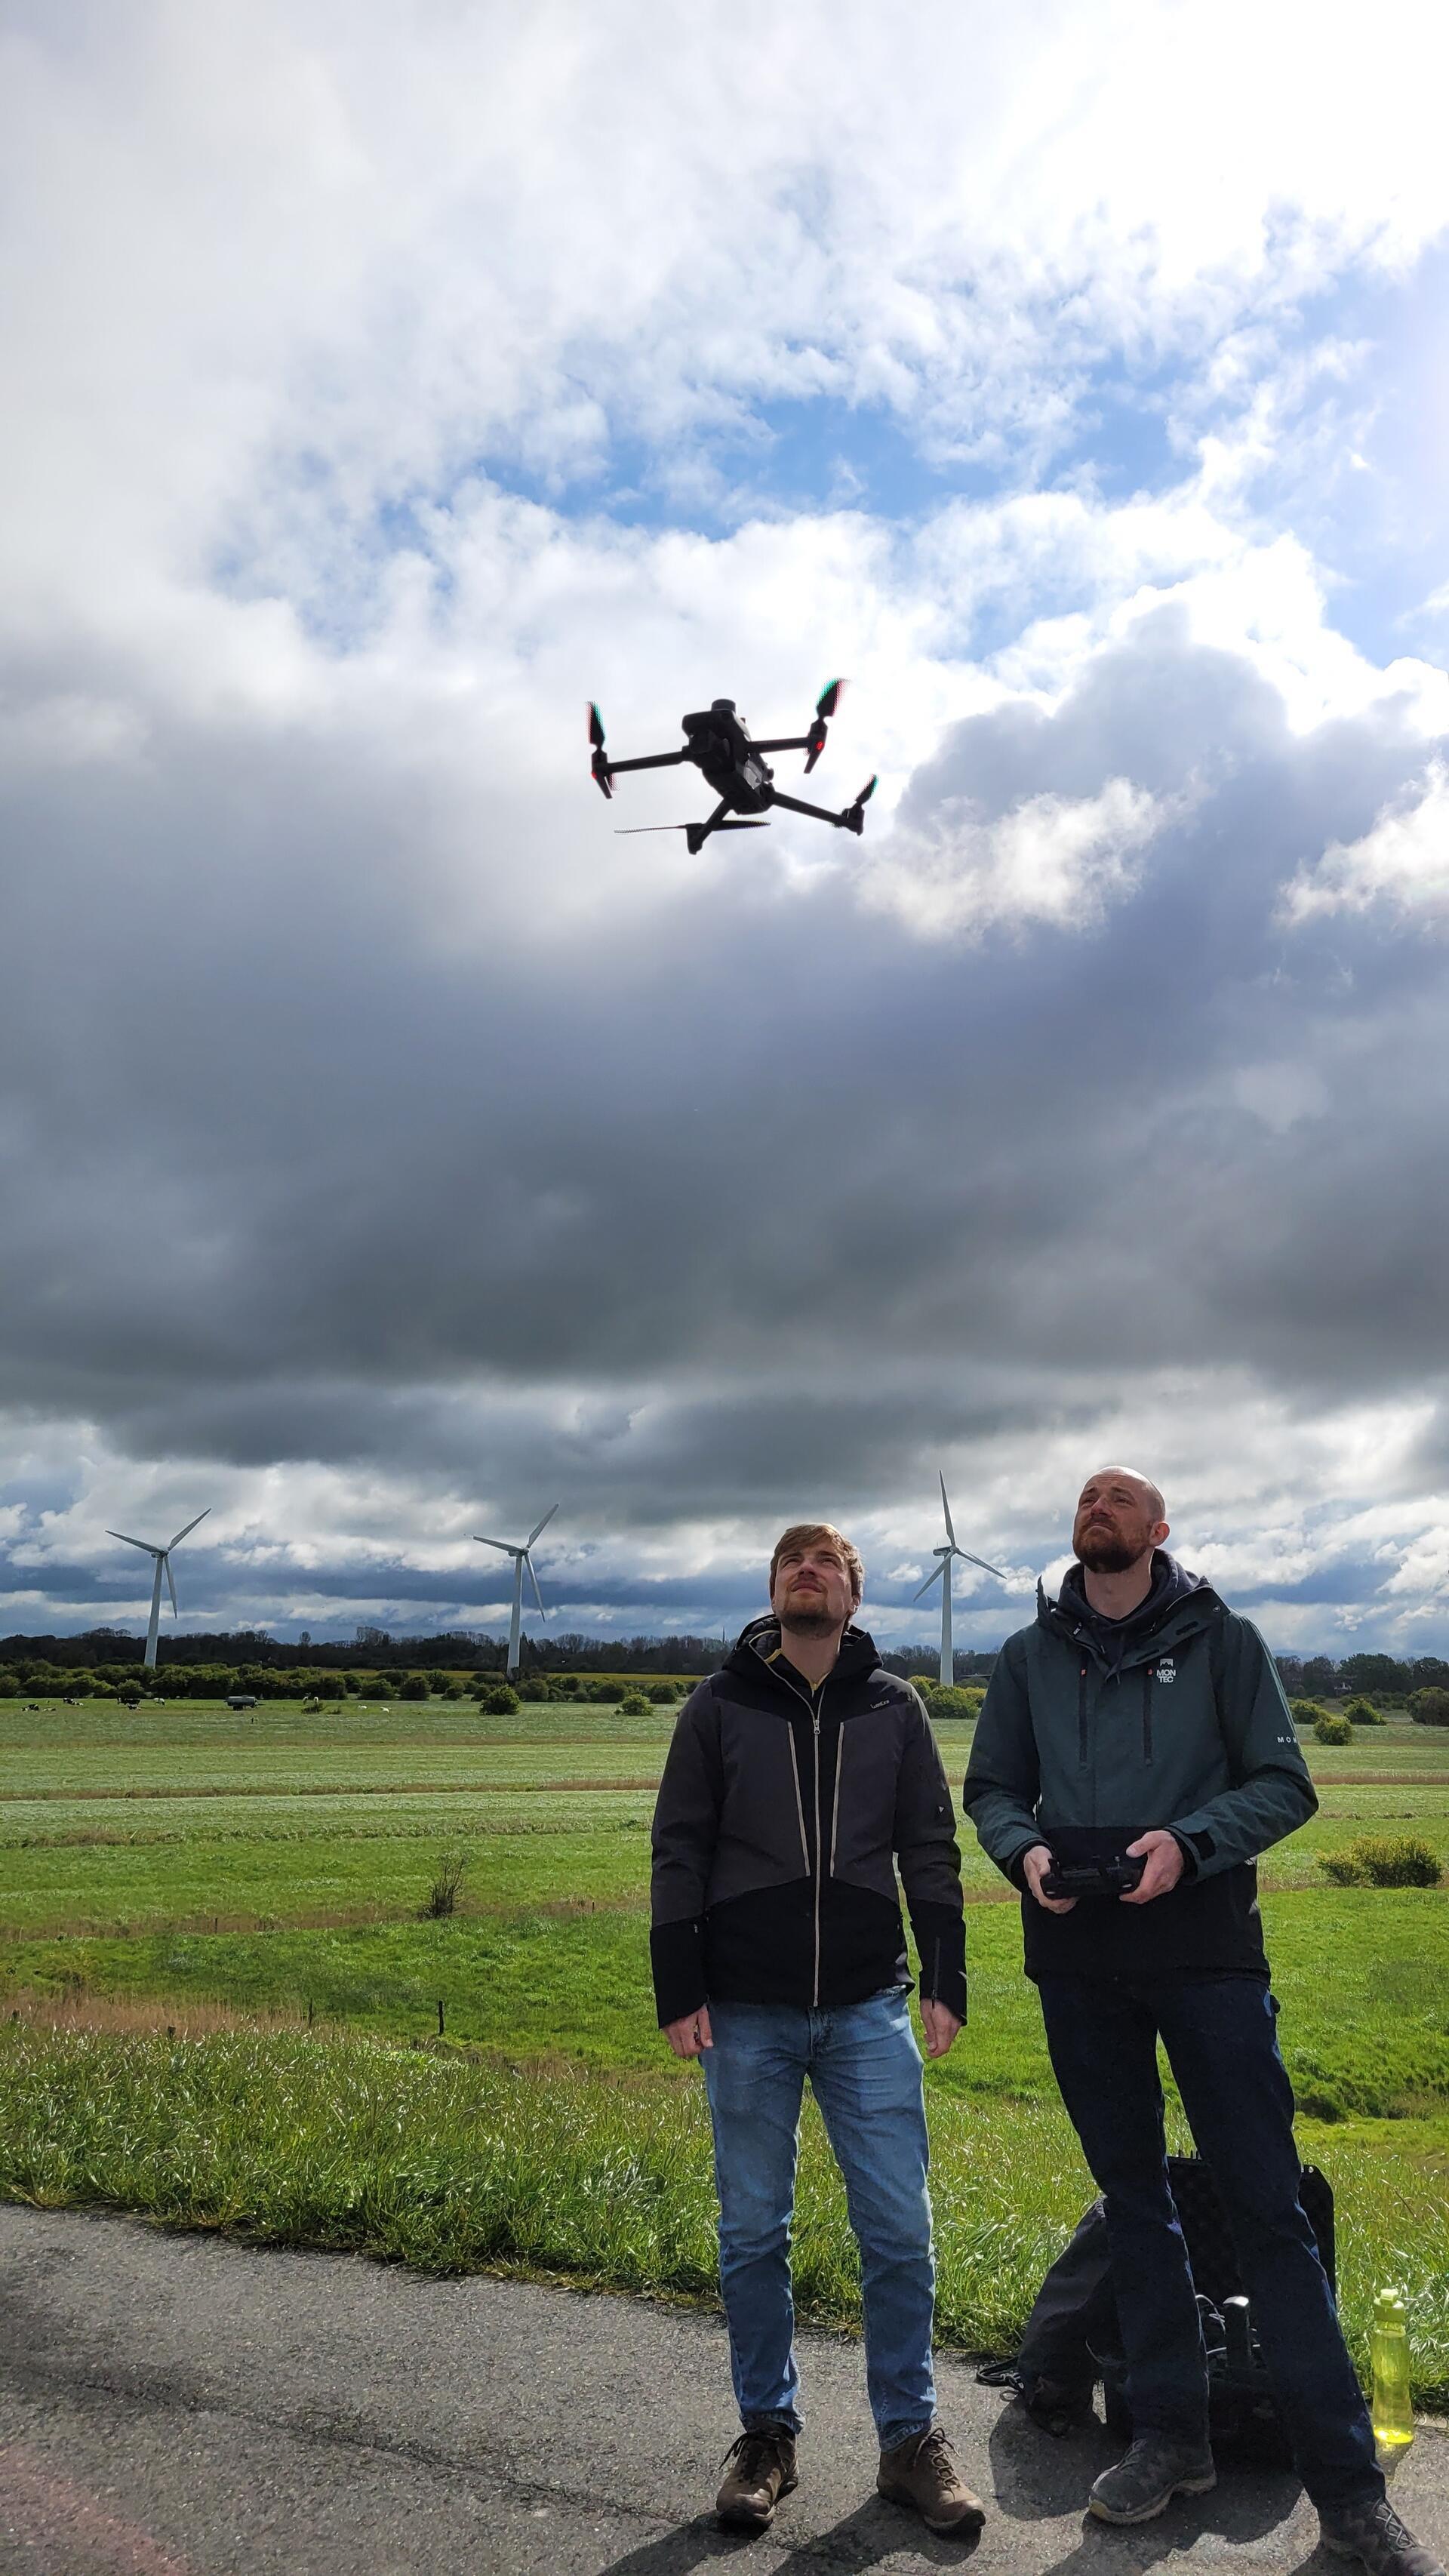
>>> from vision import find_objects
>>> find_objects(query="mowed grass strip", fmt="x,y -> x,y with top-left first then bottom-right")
2,2021 -> 1444,2411
4,1891 -> 1446,2125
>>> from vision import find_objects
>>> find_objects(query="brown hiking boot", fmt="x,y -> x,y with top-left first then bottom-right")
715,2426 -> 798,2531
878,2424 -> 986,2535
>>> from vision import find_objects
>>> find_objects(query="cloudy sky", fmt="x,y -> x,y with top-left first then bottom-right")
5,0 -> 1449,1655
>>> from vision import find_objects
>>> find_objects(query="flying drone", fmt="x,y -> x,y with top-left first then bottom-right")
587,679 -> 876,854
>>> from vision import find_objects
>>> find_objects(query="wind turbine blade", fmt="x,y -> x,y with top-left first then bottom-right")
939,1473 -> 958,1550
952,1547 -> 1008,1580
525,1556 -> 548,1620
527,1503 -> 559,1547
106,1531 -> 157,1555
912,1563 -> 946,1602
472,1535 -> 515,1554
168,1508 -> 210,1550
165,1555 -> 179,1616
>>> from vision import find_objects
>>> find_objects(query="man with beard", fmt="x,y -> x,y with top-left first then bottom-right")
651,1522 -> 984,2538
963,1468 -> 1442,2576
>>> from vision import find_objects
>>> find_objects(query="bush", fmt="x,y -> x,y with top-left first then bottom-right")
645,1680 -> 680,1704
1291,1699 -> 1325,1728
481,1684 -> 519,1715
1342,1697 -> 1386,1727
617,1691 -> 652,1715
1319,1835 -> 1442,1889
398,1673 -> 429,1700
421,1847 -> 469,1918
585,1679 -> 627,1703
0,1676 -> 18,1698
1408,1688 -> 1449,1728
1313,1710 -> 1354,1745
918,1682 -> 983,1720
515,1678 -> 550,1703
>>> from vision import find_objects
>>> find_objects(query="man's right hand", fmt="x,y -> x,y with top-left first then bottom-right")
1022,1844 -> 1077,1914
663,2005 -> 714,2057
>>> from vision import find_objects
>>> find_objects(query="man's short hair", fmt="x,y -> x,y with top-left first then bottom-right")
770,1522 -> 864,1608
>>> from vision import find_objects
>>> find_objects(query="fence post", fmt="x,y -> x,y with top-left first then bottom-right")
437,1998 -> 445,2036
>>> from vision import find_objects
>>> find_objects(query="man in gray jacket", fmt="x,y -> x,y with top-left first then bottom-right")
651,1520 -> 984,2538
964,1467 -> 1441,2576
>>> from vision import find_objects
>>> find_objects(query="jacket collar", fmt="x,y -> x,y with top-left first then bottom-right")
1037,1549 -> 1221,1669
728,1612 -> 882,1691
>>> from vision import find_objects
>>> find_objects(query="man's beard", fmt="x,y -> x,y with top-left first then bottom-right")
1076,1529 -> 1141,1574
780,1605 -> 839,1639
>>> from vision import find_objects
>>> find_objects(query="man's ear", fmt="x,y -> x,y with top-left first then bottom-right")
1153,1521 -> 1171,1548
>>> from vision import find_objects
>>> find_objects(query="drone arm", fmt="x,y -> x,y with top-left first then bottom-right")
749,734 -> 811,754
768,789 -> 855,826
601,748 -> 693,775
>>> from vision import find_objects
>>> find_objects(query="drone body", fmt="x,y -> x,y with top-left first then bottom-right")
588,681 -> 875,854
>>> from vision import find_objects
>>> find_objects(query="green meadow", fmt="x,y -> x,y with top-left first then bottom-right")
2,1694 -> 1446,2405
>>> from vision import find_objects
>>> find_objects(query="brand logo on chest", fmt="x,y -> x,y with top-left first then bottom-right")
1155,1657 -> 1177,1685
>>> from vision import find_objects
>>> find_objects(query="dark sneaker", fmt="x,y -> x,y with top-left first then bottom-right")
1089,2435 -> 1217,2525
878,2425 -> 986,2535
715,2427 -> 798,2531
1320,2495 -> 1445,2576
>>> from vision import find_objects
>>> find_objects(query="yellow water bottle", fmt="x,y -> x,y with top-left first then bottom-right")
1371,2290 -> 1414,2454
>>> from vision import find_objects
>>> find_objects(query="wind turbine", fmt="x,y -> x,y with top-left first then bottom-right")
913,1476 -> 1004,1689
104,1510 -> 211,1669
473,1505 -> 558,1677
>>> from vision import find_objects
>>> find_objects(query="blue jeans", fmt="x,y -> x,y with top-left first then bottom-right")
700,1990 -> 936,2450
1037,1974 -> 1383,2510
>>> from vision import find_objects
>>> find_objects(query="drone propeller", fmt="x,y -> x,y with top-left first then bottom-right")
854,774 -> 877,808
840,774 -> 877,836
614,820 -> 771,835
804,675 -> 845,774
588,701 -> 612,799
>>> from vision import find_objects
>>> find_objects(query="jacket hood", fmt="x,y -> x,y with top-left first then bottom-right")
728,1612 -> 883,1685
1038,1549 -> 1221,1663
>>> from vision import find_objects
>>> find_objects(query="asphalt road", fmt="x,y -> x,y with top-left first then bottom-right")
2,2205 -> 1444,2576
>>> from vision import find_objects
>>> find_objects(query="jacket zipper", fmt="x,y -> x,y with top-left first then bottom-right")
811,1684 -> 827,2008
1142,1665 -> 1154,1761
829,1715 -> 844,1875
755,1647 -> 832,2008
1077,1664 -> 1089,1765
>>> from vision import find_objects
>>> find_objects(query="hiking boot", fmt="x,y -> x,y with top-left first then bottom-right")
1319,2495 -> 1446,2576
878,2424 -> 986,2535
1089,2434 -> 1217,2525
715,2426 -> 798,2531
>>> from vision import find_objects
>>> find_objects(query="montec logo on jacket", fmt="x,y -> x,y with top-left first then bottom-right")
1155,1657 -> 1177,1685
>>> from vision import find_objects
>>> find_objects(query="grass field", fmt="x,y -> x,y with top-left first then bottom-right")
2,1694 -> 1446,2405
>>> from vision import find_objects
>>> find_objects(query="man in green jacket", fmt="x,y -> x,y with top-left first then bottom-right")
963,1467 -> 1442,2576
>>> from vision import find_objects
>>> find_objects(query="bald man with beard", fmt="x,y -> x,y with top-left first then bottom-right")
964,1467 -> 1442,2576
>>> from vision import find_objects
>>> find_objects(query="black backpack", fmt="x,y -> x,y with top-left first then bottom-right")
978,2153 -> 1336,2467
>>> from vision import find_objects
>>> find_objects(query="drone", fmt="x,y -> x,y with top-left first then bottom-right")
587,679 -> 876,854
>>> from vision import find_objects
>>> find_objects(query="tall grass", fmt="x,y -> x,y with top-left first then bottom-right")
2,2020 -> 1444,2411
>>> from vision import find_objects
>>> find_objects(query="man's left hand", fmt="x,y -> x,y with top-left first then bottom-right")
1120,1830 -> 1186,1904
921,1999 -> 962,2058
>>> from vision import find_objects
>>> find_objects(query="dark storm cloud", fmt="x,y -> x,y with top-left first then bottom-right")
2,608 -> 1447,1596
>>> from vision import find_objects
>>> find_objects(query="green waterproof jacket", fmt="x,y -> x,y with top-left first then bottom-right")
961,1553 -> 1315,1980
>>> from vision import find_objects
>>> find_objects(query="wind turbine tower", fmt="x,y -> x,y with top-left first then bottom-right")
473,1505 -> 559,1677
105,1510 -> 211,1669
912,1476 -> 1004,1689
